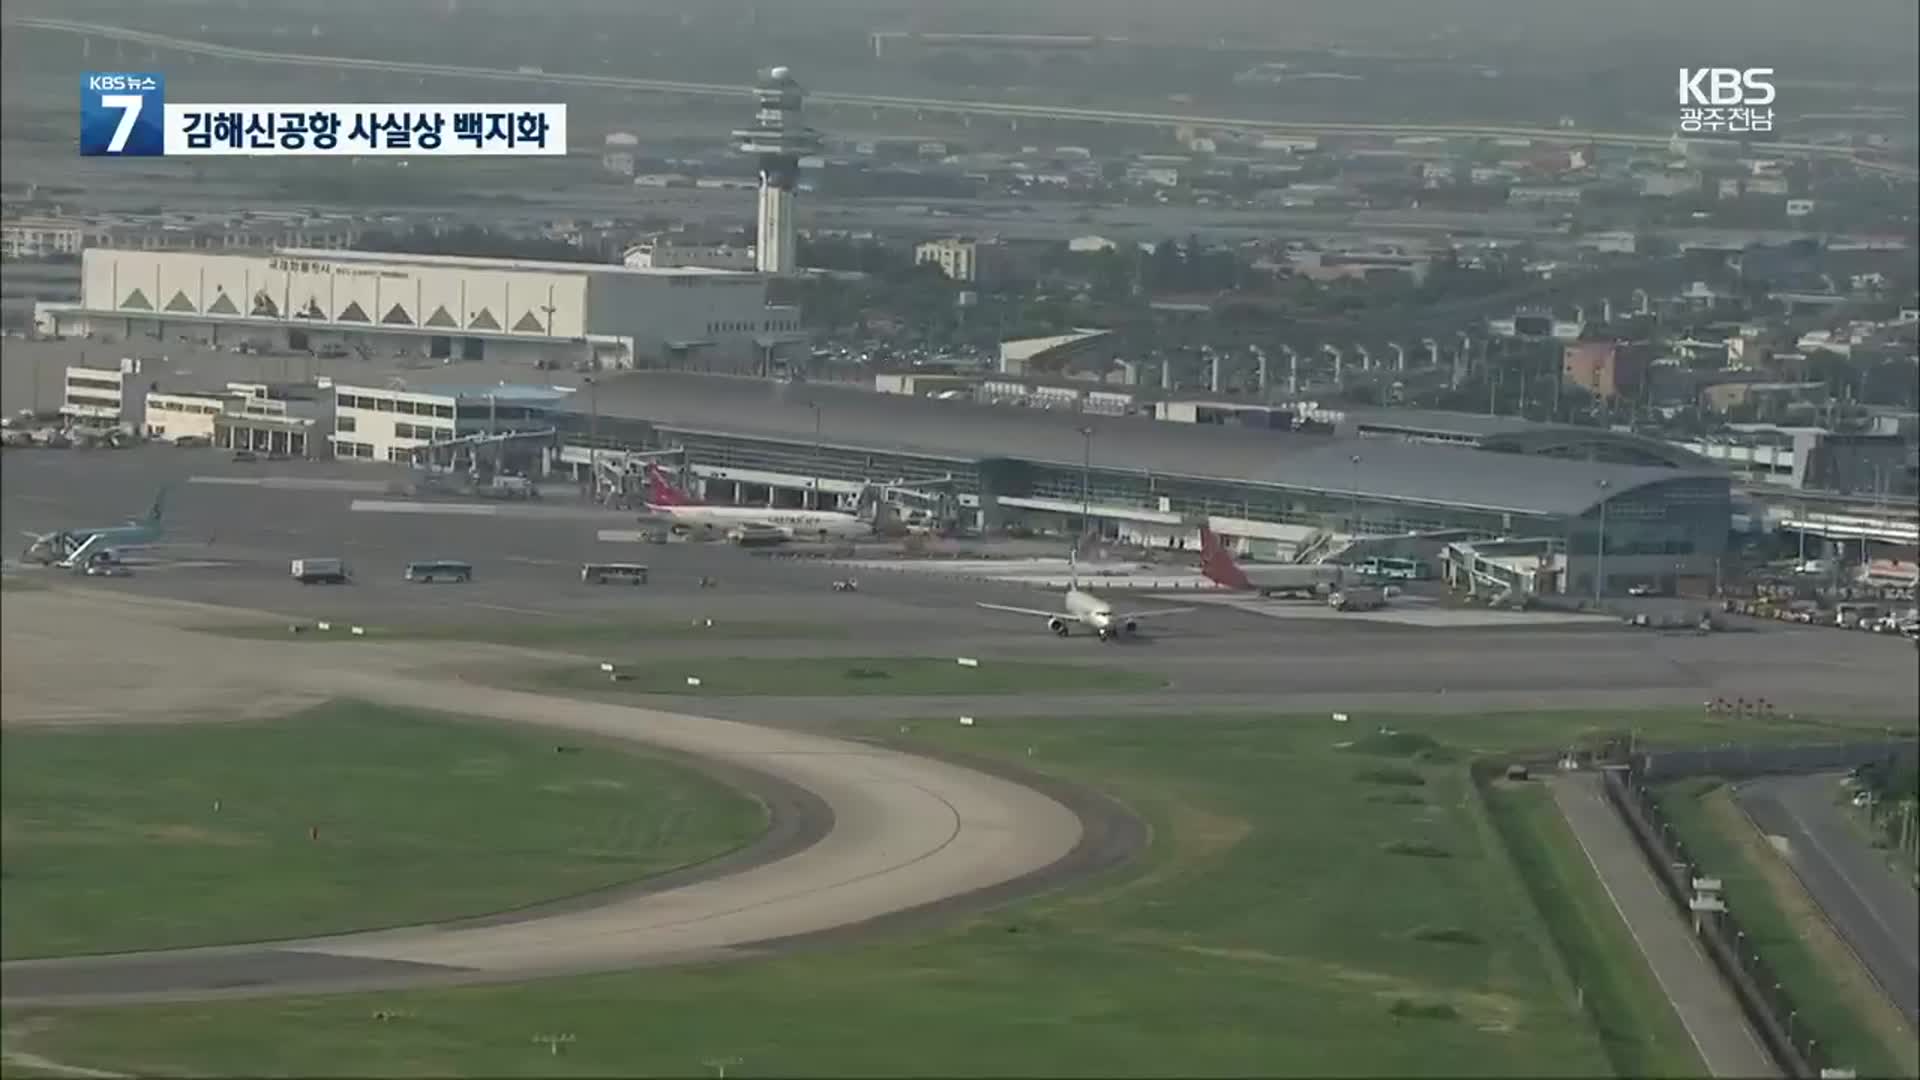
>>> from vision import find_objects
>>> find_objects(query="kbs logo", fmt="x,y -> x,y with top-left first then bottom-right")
1678,68 -> 1775,106
80,71 -> 166,156
1677,68 -> 1775,135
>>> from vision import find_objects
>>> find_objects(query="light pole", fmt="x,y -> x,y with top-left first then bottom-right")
808,401 -> 822,510
1078,424 -> 1094,542
1349,454 -> 1362,536
1594,478 -> 1611,604
584,375 -> 598,502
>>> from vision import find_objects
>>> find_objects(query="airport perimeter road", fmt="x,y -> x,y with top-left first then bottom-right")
1550,773 -> 1779,1079
1736,774 -> 1920,1030
0,590 -> 1092,1006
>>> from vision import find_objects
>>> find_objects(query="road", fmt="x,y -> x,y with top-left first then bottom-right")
10,15 -> 1914,177
1735,773 -> 1920,1031
1550,772 -> 1779,1079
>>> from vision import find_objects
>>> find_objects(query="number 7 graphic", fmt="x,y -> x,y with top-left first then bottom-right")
101,93 -> 144,153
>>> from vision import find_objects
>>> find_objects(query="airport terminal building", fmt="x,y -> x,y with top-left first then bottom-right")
557,373 -> 1734,597
36,247 -> 806,372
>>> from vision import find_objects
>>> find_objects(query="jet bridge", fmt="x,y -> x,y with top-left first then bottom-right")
1443,540 -> 1559,604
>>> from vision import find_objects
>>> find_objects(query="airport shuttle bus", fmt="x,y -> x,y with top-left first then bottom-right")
405,559 -> 474,583
582,562 -> 650,585
1354,556 -> 1433,581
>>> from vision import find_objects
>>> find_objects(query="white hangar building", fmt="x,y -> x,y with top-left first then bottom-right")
37,247 -> 807,371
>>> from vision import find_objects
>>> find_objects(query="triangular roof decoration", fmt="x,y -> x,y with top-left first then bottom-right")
164,290 -> 196,313
424,305 -> 458,328
468,307 -> 501,331
250,292 -> 280,317
512,310 -> 545,332
337,301 -> 370,323
120,288 -> 152,310
299,297 -> 325,319
207,292 -> 241,315
381,303 -> 414,325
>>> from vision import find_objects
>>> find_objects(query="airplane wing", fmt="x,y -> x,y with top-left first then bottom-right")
1109,606 -> 1199,621
976,602 -> 1074,619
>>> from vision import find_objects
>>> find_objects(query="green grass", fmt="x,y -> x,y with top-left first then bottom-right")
194,616 -> 831,646
1482,780 -> 1705,1078
6,707 -> 1907,1078
1654,781 -> 1920,1080
0,702 -> 767,960
528,656 -> 1166,696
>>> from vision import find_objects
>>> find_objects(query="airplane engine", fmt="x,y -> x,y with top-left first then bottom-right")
1047,617 -> 1069,636
1123,618 -> 1139,635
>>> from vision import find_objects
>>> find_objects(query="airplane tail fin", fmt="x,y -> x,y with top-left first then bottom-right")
1197,527 -> 1253,590
1068,547 -> 1080,590
643,464 -> 697,507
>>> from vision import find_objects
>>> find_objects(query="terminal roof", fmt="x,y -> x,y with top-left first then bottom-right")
581,372 -> 1707,518
274,248 -> 759,279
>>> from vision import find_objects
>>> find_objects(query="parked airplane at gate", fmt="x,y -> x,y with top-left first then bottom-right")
642,464 -> 870,542
1197,526 -> 1344,598
976,554 -> 1197,641
20,488 -> 168,568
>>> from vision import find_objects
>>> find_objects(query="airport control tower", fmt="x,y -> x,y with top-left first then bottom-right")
733,66 -> 822,275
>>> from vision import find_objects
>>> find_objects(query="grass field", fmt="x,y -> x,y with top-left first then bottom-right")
528,656 -> 1166,697
1481,781 -> 1704,1078
8,706 -> 1906,1078
0,702 -> 766,960
1655,780 -> 1920,1080
195,616 -> 831,646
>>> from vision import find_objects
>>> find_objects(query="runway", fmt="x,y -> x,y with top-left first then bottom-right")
5,447 -> 1916,717
5,449 -> 1918,1008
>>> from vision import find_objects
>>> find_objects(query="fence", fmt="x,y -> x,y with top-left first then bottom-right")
1637,740 -> 1917,783
1604,765 -> 1823,1077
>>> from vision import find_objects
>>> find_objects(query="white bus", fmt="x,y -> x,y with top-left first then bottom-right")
582,562 -> 649,585
405,559 -> 473,583
1355,556 -> 1432,581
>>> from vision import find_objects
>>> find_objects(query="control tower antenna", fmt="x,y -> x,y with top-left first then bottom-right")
733,66 -> 823,275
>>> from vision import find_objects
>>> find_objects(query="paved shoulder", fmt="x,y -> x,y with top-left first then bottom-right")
1549,773 -> 1777,1079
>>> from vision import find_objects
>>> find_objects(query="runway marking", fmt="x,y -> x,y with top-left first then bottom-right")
192,476 -> 389,493
350,500 -> 499,516
466,602 -> 560,618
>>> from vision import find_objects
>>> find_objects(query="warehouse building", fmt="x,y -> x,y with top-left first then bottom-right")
35,247 -> 807,372
556,372 -> 1734,596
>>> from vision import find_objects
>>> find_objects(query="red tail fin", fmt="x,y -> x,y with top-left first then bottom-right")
1198,527 -> 1253,590
644,464 -> 699,507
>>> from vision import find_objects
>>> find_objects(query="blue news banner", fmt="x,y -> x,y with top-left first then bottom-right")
81,72 -> 567,156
